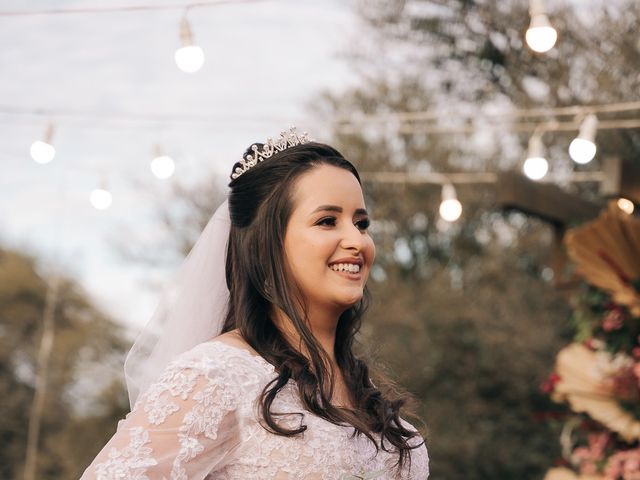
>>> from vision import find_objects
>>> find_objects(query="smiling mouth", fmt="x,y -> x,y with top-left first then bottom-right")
328,264 -> 362,280
329,263 -> 361,274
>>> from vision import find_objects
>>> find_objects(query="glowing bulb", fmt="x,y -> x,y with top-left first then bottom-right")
30,140 -> 56,164
523,133 -> 548,180
30,123 -> 56,164
90,188 -> 112,210
526,14 -> 557,52
569,114 -> 598,164
151,155 -> 175,179
175,45 -> 204,73
569,138 -> 596,164
523,157 -> 549,180
440,199 -> 462,222
439,184 -> 462,222
617,198 -> 635,215
175,16 -> 204,73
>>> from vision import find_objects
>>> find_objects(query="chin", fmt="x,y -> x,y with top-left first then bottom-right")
335,291 -> 364,307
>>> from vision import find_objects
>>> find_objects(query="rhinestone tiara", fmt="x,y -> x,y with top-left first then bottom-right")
230,127 -> 311,180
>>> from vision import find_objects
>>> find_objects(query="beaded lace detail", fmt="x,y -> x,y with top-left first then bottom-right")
81,341 -> 429,480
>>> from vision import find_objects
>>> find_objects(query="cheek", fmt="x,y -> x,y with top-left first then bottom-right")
364,236 -> 376,267
285,233 -> 334,277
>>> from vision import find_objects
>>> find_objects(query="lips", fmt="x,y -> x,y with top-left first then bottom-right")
328,257 -> 364,268
328,260 -> 363,282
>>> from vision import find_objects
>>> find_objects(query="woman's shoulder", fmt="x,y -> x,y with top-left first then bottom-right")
212,329 -> 260,355
168,329 -> 274,376
140,332 -> 274,407
397,417 -> 430,478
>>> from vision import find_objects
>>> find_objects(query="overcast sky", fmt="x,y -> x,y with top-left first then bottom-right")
0,0 -> 362,334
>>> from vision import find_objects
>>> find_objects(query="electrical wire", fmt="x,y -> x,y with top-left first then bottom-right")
336,100 -> 640,125
359,171 -> 605,185
3,101 -> 640,134
0,0 -> 269,17
337,118 -> 640,135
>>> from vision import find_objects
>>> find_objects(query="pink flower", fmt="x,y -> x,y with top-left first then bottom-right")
588,432 -> 609,457
610,366 -> 640,402
574,433 -> 610,475
603,309 -> 625,331
604,448 -> 640,480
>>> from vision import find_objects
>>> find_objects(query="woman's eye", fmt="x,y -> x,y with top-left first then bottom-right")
317,217 -> 337,226
317,217 -> 370,230
356,219 -> 370,230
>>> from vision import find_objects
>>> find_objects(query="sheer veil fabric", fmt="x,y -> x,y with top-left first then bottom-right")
123,199 -> 230,409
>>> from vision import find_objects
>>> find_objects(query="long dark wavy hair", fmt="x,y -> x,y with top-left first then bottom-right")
222,141 -> 423,470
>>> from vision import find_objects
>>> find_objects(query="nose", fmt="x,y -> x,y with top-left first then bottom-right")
339,222 -> 367,252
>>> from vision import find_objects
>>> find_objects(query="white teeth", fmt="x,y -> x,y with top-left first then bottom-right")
329,263 -> 361,273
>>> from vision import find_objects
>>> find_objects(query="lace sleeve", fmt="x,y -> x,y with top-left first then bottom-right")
80,351 -> 242,480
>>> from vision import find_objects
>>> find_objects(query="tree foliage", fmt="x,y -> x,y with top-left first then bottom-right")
0,248 -> 130,479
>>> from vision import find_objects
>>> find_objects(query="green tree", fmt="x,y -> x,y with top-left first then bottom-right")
0,248 -> 130,479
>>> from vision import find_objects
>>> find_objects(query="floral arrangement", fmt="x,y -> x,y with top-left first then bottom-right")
542,201 -> 640,480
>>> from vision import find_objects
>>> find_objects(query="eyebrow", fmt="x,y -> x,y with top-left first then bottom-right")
311,205 -> 368,216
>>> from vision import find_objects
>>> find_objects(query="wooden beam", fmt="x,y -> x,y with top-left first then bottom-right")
495,171 -> 602,227
600,156 -> 640,203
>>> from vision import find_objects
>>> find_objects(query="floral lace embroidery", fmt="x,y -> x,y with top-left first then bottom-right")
84,342 -> 429,480
94,427 -> 158,480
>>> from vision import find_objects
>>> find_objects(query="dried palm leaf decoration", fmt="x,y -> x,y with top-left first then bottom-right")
564,200 -> 640,316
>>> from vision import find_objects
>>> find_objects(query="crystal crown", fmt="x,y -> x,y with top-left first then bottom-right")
231,127 -> 311,180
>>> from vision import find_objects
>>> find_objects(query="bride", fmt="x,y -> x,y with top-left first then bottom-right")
80,128 -> 429,479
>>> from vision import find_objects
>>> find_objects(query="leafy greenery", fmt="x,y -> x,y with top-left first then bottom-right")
0,248 -> 130,479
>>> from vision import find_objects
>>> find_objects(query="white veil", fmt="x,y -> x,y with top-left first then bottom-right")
123,199 -> 231,409
123,127 -> 311,409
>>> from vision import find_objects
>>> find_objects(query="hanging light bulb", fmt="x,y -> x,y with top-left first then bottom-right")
526,0 -> 557,53
30,123 -> 56,164
569,114 -> 598,164
523,132 -> 549,180
150,146 -> 175,179
90,178 -> 112,210
175,15 -> 204,73
439,183 -> 462,222
617,198 -> 635,215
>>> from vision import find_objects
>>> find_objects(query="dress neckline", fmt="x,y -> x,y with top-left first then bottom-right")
208,340 -> 360,410
207,339 -> 276,372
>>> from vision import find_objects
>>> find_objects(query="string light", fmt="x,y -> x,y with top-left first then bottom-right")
7,106 -> 638,220
569,113 -> 598,164
526,0 -> 557,53
30,123 -> 56,164
150,146 -> 175,179
4,100 -> 640,133
439,183 -> 462,222
523,132 -> 549,180
617,198 -> 635,215
4,0 -> 635,227
90,179 -> 113,210
175,14 -> 204,73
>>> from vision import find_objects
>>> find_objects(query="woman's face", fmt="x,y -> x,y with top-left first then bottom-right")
284,164 -> 375,313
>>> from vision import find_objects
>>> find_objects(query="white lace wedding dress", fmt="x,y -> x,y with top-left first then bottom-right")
80,341 -> 430,479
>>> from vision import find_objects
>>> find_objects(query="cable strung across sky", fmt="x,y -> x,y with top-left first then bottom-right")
0,0 -> 266,17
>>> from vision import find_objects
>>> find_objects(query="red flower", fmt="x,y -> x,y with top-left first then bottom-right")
541,373 -> 562,394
